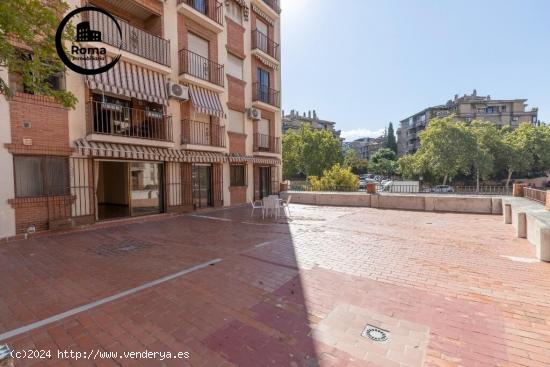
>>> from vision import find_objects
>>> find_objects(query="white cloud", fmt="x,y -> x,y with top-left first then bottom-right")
341,128 -> 385,142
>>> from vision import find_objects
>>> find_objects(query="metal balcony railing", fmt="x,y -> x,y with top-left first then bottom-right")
253,133 -> 280,153
252,29 -> 280,60
262,0 -> 281,13
87,11 -> 170,66
253,83 -> 280,108
87,100 -> 172,142
178,49 -> 224,87
182,119 -> 226,147
177,0 -> 223,25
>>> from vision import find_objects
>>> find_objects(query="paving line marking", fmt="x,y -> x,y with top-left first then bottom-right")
189,215 -> 232,222
0,258 -> 222,342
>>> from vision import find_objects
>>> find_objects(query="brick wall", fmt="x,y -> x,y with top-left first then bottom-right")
229,186 -> 246,205
7,93 -> 71,156
228,132 -> 246,154
8,196 -> 74,234
227,75 -> 246,112
226,17 -> 245,58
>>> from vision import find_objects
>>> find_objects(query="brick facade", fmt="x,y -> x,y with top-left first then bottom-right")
228,132 -> 246,154
227,75 -> 246,112
226,17 -> 246,58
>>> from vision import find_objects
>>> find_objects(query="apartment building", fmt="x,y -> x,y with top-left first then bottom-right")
345,136 -> 386,160
282,109 -> 342,141
0,0 -> 282,238
397,90 -> 539,155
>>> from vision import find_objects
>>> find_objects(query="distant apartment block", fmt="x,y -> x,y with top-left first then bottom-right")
0,0 -> 282,238
345,136 -> 386,160
282,109 -> 342,140
397,90 -> 539,155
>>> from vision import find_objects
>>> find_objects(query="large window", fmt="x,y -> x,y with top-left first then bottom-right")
230,165 -> 247,187
14,156 -> 70,197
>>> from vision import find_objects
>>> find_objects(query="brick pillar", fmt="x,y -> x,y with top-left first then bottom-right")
545,191 -> 550,211
513,183 -> 527,197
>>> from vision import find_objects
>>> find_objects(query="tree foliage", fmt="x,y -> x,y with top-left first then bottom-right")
343,148 -> 369,174
0,0 -> 77,108
386,122 -> 397,153
397,116 -> 550,186
282,125 -> 343,179
368,148 -> 397,176
308,164 -> 359,191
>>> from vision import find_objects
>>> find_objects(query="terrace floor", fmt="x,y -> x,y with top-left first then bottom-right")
1,205 -> 550,366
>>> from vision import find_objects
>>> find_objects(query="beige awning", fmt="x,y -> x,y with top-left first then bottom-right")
188,84 -> 226,118
85,57 -> 168,105
75,139 -> 224,163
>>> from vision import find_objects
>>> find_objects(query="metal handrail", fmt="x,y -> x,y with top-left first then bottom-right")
252,29 -> 280,60
87,100 -> 172,142
178,48 -> 224,87
253,82 -> 280,108
181,119 -> 226,147
253,133 -> 280,154
177,0 -> 224,25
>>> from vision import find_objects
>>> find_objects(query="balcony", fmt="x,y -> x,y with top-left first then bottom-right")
182,119 -> 226,147
253,83 -> 280,108
262,0 -> 281,13
87,11 -> 170,67
87,100 -> 172,142
177,0 -> 224,30
253,133 -> 280,154
252,30 -> 280,61
179,49 -> 224,87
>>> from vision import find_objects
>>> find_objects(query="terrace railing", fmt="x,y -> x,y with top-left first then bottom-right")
252,29 -> 280,60
181,119 -> 226,147
87,100 -> 173,142
253,83 -> 280,107
524,187 -> 548,205
253,133 -> 280,154
177,0 -> 224,25
178,49 -> 224,87
87,11 -> 170,66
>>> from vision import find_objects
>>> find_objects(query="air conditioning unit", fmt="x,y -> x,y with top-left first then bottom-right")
247,107 -> 262,121
166,82 -> 189,101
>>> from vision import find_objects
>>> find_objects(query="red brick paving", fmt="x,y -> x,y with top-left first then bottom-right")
1,205 -> 550,366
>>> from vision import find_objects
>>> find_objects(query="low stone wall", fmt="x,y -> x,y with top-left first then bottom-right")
502,197 -> 550,261
281,191 -> 503,215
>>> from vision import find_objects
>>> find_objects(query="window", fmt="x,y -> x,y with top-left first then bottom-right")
486,106 -> 495,114
228,110 -> 244,133
230,165 -> 246,186
9,50 -> 65,94
256,18 -> 268,36
226,0 -> 243,24
227,54 -> 243,80
14,156 -> 69,197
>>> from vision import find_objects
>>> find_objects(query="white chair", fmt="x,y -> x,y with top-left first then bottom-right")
250,200 -> 264,218
263,196 -> 278,219
280,195 -> 291,216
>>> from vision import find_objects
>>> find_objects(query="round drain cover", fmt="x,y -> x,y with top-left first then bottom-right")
363,326 -> 389,342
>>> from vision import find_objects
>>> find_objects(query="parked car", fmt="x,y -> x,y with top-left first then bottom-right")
433,185 -> 454,193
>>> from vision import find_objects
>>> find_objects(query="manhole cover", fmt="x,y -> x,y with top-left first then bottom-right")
361,325 -> 390,342
92,240 -> 153,256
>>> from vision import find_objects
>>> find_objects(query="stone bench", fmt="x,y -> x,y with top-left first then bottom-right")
502,197 -> 550,261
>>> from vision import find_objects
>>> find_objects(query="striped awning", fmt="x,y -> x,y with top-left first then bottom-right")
75,139 -> 224,163
252,156 -> 281,165
84,57 -> 168,105
253,52 -> 279,70
252,4 -> 275,25
227,153 -> 255,163
188,84 -> 226,118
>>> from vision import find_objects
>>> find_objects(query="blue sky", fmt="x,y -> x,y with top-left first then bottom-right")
280,0 -> 550,141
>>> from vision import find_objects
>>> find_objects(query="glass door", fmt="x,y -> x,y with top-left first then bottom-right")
257,68 -> 270,104
259,166 -> 271,199
130,162 -> 163,216
193,164 -> 213,208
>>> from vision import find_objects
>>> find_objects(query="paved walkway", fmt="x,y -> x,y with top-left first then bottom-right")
1,205 -> 550,366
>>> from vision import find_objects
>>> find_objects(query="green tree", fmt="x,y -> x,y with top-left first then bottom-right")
299,125 -> 344,177
368,148 -> 397,176
0,0 -> 77,108
416,116 -> 473,184
386,122 -> 397,153
469,121 -> 501,192
397,154 -> 421,179
282,131 -> 302,179
343,148 -> 369,174
308,164 -> 359,191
